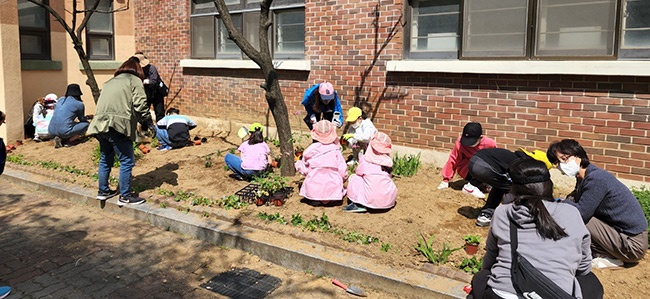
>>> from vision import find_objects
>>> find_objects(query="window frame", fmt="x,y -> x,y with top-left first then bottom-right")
189,0 -> 305,60
404,0 -> 650,61
85,0 -> 115,60
18,0 -> 52,60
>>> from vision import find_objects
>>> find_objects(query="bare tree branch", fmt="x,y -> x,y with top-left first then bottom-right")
77,0 -> 100,39
212,0 -> 263,64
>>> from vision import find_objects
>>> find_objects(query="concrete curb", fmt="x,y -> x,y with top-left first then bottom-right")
4,167 -> 469,299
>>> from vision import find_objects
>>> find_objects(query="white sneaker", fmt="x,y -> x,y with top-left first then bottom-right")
463,183 -> 486,199
347,160 -> 357,166
591,257 -> 623,269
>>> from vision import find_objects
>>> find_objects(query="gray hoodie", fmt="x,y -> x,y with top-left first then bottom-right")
483,201 -> 592,298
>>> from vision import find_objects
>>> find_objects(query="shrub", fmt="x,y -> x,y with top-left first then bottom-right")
392,153 -> 421,177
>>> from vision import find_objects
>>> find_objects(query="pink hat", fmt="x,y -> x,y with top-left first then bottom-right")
310,120 -> 338,144
318,81 -> 335,101
363,132 -> 393,167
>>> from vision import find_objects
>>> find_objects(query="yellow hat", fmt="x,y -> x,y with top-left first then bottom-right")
346,107 -> 362,122
250,123 -> 263,132
520,148 -> 552,169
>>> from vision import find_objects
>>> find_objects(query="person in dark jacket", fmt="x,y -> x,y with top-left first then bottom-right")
471,158 -> 603,299
134,52 -> 165,122
547,139 -> 648,267
155,107 -> 197,151
300,81 -> 343,130
468,148 -> 552,227
0,111 -> 6,175
48,84 -> 90,148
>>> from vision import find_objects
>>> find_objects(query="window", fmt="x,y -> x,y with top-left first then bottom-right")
405,0 -> 650,60
619,0 -> 650,58
405,0 -> 461,59
18,0 -> 51,60
85,0 -> 114,60
190,0 -> 305,59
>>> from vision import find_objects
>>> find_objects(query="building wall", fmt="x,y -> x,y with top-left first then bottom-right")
0,0 -> 24,141
19,0 -> 136,117
135,0 -> 650,182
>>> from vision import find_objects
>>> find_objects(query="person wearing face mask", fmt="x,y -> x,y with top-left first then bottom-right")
301,81 -> 344,130
341,107 -> 377,165
438,122 -> 497,198
547,139 -> 648,268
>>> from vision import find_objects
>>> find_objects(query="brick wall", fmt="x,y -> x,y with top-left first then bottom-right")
135,0 -> 650,182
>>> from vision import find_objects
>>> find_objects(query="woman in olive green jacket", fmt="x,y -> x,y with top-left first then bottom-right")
87,56 -> 154,205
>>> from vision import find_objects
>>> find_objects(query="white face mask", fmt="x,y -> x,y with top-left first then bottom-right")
559,157 -> 580,177
351,120 -> 361,129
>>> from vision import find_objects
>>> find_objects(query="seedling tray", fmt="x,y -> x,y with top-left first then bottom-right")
235,184 -> 259,204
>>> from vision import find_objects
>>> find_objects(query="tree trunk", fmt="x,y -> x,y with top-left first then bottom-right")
261,66 -> 295,176
73,43 -> 101,103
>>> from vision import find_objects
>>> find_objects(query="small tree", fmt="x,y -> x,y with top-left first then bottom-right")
212,0 -> 295,176
28,0 -> 130,103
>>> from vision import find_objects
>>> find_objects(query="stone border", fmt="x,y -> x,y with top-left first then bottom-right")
3,167 -> 468,298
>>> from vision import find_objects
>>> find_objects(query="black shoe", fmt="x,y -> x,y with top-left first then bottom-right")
54,136 -> 63,149
96,189 -> 119,201
118,195 -> 145,206
342,202 -> 367,213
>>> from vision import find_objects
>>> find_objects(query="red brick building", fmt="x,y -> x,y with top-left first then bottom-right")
134,0 -> 650,182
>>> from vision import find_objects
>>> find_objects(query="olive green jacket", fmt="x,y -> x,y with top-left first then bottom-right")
87,73 -> 152,141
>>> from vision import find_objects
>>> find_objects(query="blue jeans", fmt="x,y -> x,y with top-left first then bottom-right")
59,122 -> 89,139
156,128 -> 171,147
224,153 -> 262,179
96,129 -> 135,197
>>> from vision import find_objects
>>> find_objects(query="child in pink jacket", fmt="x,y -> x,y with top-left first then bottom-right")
344,132 -> 397,212
295,120 -> 347,206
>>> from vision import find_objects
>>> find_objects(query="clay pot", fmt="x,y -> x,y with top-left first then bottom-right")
273,198 -> 284,206
270,160 -> 279,168
464,243 -> 479,255
138,144 -> 150,154
255,197 -> 266,206
194,140 -> 201,145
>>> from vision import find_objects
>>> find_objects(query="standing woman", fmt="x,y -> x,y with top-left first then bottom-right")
134,52 -> 165,122
87,56 -> 155,205
471,158 -> 603,299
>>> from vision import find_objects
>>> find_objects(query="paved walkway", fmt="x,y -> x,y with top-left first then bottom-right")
0,179 -> 401,298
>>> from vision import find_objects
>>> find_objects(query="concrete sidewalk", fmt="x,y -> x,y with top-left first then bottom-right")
3,167 -> 468,298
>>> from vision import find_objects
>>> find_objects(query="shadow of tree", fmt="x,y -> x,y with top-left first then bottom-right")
458,206 -> 481,219
132,162 -> 180,190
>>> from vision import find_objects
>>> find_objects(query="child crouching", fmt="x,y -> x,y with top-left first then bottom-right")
225,123 -> 270,181
295,120 -> 347,206
344,132 -> 397,212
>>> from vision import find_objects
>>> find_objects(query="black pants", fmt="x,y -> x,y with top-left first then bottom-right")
148,96 -> 165,122
303,111 -> 334,130
471,269 -> 604,299
468,155 -> 511,216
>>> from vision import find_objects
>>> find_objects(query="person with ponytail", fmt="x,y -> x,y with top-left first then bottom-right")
224,122 -> 271,181
471,158 -> 603,299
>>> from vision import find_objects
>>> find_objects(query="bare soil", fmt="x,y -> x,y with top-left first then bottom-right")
7,128 -> 649,298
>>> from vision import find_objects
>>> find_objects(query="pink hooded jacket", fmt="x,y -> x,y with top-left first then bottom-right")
295,142 -> 347,201
346,154 -> 397,209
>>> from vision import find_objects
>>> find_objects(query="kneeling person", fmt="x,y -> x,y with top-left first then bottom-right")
155,108 -> 197,151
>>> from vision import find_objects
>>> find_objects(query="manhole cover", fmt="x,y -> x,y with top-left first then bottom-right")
200,268 -> 282,299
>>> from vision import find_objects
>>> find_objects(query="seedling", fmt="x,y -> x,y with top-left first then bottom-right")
253,173 -> 289,197
220,195 -> 247,210
381,242 -> 393,252
392,153 -> 421,177
463,234 -> 481,245
459,256 -> 483,274
415,234 -> 462,265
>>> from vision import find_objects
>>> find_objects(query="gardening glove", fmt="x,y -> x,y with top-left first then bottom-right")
143,79 -> 151,85
437,181 -> 449,190
342,133 -> 354,140
332,118 -> 343,128
310,114 -> 317,124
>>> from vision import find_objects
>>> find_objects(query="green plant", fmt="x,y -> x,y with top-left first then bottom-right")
203,212 -> 210,218
7,154 -> 34,166
156,187 -> 175,197
463,234 -> 481,245
216,149 -> 224,157
632,187 -> 650,248
459,256 -> 483,274
414,234 -> 462,265
338,229 -> 379,244
204,156 -> 213,168
160,202 -> 167,208
91,144 -> 120,167
253,173 -> 289,196
381,242 -> 393,252
150,137 -> 159,148
220,195 -> 248,210
392,153 -> 421,177
229,148 -> 237,154
291,214 -> 304,226
257,212 -> 287,224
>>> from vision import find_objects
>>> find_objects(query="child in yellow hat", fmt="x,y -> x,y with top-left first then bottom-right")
341,107 -> 377,165
225,123 -> 271,180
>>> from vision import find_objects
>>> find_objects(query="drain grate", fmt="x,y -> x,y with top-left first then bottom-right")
200,268 -> 282,299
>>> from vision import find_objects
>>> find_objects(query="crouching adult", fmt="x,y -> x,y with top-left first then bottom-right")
471,158 -> 603,299
547,139 -> 648,267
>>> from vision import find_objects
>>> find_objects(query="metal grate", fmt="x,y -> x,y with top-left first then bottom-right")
200,268 -> 282,299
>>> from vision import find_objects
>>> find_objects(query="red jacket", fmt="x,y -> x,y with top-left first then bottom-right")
442,136 -> 496,181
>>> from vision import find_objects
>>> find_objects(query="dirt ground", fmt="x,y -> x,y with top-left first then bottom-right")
6,127 -> 650,298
